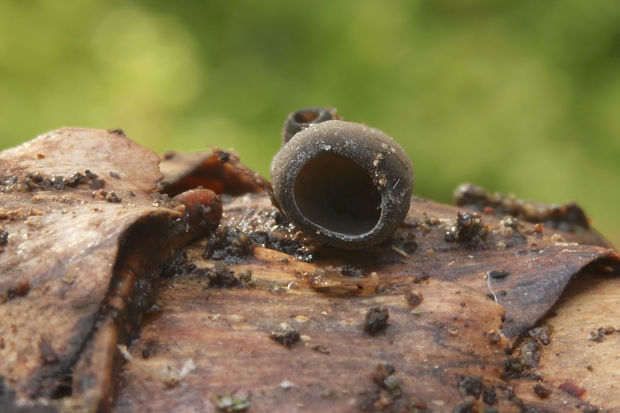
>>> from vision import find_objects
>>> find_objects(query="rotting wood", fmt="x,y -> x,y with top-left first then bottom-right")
113,188 -> 617,411
1,132 -> 618,412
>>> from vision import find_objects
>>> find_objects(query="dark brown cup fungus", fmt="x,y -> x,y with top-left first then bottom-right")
281,107 -> 340,144
271,119 -> 414,249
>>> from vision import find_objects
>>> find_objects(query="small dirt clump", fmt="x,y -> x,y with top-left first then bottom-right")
364,306 -> 389,335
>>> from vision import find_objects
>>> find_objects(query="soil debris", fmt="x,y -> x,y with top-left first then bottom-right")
106,191 -> 121,203
311,345 -> 330,355
445,212 -> 488,248
533,383 -> 551,399
413,273 -> 429,283
364,306 -> 389,335
162,250 -> 197,278
196,262 -> 256,289
405,291 -> 423,307
204,226 -> 254,263
359,364 -> 428,412
454,183 -> 590,232
588,326 -> 616,342
487,270 -> 510,280
527,325 -> 553,346
270,327 -> 301,348
340,264 -> 364,278
248,230 -> 312,262
456,375 -> 483,399
559,382 -> 585,398
0,229 -> 8,246
487,331 -> 501,345
214,393 -> 251,412
1,281 -> 31,303
504,338 -> 543,379
482,385 -> 497,405
0,169 -> 107,193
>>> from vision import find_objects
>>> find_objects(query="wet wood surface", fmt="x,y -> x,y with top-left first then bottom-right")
114,190 -> 618,413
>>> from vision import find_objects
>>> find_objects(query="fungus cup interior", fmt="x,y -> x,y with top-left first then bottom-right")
293,153 -> 381,236
293,109 -> 321,124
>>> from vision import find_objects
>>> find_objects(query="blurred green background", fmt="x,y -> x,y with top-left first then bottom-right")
1,0 -> 619,246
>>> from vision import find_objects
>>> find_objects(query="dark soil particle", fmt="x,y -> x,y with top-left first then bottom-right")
527,325 -> 553,346
2,281 -> 31,302
372,364 -> 396,387
456,375 -> 483,399
105,191 -> 121,203
203,216 -> 316,262
405,292 -> 423,307
248,230 -> 311,262
0,169 -> 109,193
163,250 -> 255,288
109,171 -> 121,179
85,170 -> 105,189
204,226 -> 254,263
270,328 -> 300,348
161,250 -> 197,278
533,383 -> 551,399
65,172 -> 88,187
488,331 -> 501,344
0,229 -> 8,246
504,337 -> 543,379
487,270 -> 510,280
140,340 -> 158,359
218,151 -> 230,163
364,306 -> 389,335
196,262 -> 255,289
413,273 -> 429,283
360,364 -> 429,412
311,345 -> 330,355
582,406 -> 599,413
445,212 -> 488,248
340,264 -> 364,277
482,386 -> 497,405
588,326 -> 616,342
11,281 -> 30,297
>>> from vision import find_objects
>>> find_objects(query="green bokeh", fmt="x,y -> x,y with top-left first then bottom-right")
1,0 -> 619,246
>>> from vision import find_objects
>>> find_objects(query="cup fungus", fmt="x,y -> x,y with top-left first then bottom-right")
281,107 -> 341,144
271,110 -> 414,249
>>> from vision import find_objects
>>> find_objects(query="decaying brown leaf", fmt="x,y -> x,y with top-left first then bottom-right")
158,149 -> 270,197
0,129 -> 221,411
